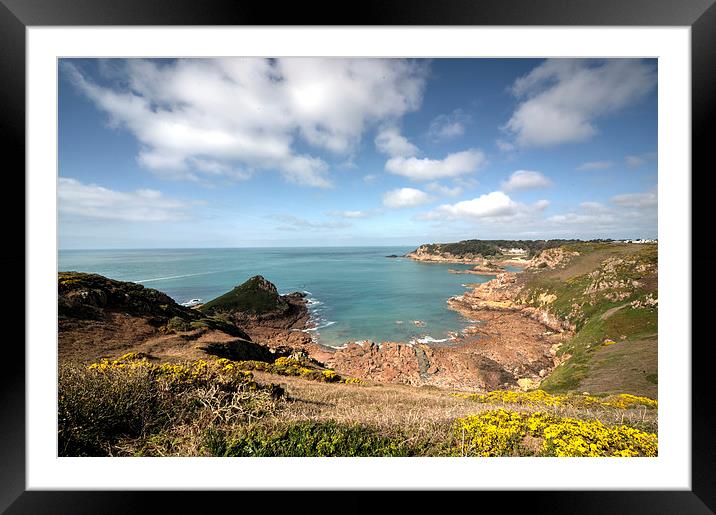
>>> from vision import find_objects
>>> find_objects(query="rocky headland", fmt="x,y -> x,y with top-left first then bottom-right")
405,244 -> 489,265
58,272 -> 323,364
197,275 -> 325,355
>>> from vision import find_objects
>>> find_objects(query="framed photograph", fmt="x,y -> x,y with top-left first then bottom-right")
5,0 -> 713,511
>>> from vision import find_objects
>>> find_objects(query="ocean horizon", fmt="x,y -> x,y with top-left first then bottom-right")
59,246 -> 503,347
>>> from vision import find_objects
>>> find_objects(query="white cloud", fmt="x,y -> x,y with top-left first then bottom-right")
425,182 -> 463,197
363,174 -> 378,184
385,149 -> 486,181
503,59 -> 656,147
611,191 -> 657,208
625,154 -> 647,167
546,191 -> 656,236
625,152 -> 657,168
533,199 -> 551,211
190,158 -> 253,181
580,201 -> 607,211
453,176 -> 480,189
374,126 -> 418,158
576,161 -> 614,171
495,139 -> 515,152
428,109 -> 471,141
272,214 -> 351,230
422,191 -> 548,221
501,170 -> 552,191
64,58 -> 428,187
382,187 -> 433,208
547,212 -> 616,225
58,177 -> 189,222
327,210 -> 375,219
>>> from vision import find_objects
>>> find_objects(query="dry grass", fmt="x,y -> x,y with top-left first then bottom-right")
252,372 -> 658,435
59,360 -> 658,457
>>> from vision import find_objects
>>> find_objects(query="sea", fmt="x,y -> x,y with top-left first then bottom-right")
59,247 -> 520,348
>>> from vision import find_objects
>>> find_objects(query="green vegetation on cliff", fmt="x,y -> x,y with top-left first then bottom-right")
518,243 -> 658,396
419,239 -> 613,258
58,271 -> 199,322
200,275 -> 289,315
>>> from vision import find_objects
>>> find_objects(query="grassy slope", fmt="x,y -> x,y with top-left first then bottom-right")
60,359 -> 658,457
519,243 -> 658,397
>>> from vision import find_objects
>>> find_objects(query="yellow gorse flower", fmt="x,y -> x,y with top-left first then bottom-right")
454,389 -> 657,410
231,356 -> 361,384
89,353 -> 363,386
454,409 -> 657,457
87,354 -> 255,388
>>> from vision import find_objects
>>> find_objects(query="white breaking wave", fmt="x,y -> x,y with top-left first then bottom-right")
302,292 -> 336,336
306,320 -> 337,332
135,270 -> 218,283
410,335 -> 450,344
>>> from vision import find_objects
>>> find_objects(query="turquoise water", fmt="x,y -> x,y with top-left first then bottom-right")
58,247 -> 514,347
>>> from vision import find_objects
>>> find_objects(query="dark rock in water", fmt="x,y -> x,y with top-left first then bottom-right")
385,254 -> 399,258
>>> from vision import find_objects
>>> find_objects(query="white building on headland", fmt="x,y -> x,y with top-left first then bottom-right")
498,247 -> 528,255
622,239 -> 657,244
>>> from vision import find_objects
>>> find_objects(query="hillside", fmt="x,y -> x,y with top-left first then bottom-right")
519,242 -> 658,396
59,352 -> 657,457
447,242 -> 657,397
57,243 -> 658,457
59,271 -> 271,363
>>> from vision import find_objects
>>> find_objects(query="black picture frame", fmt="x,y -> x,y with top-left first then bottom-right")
3,0 -> 712,512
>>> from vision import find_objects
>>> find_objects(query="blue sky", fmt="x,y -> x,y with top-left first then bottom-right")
58,58 -> 658,249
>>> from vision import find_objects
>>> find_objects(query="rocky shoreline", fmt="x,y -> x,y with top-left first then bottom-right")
319,271 -> 571,391
58,263 -> 572,392
448,267 -> 504,276
231,264 -> 573,391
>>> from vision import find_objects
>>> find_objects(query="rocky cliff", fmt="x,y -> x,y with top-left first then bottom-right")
405,244 -> 490,264
58,272 -> 302,364
198,275 -> 321,355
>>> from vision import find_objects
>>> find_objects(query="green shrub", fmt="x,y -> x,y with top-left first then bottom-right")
58,358 -> 284,456
166,316 -> 191,332
211,421 -> 412,457
58,363 -> 172,456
